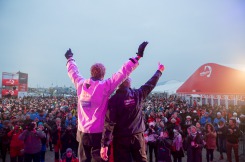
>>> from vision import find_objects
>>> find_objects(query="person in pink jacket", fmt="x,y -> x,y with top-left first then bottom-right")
65,42 -> 148,162
204,123 -> 217,162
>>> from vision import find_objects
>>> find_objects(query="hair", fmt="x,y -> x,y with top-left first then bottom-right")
119,77 -> 131,88
205,123 -> 215,132
218,120 -> 224,125
190,125 -> 197,131
56,117 -> 61,122
229,118 -> 236,124
27,122 -> 36,131
90,63 -> 106,80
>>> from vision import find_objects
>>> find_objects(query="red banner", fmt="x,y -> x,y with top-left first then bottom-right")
1,89 -> 18,96
19,83 -> 28,92
2,79 -> 19,86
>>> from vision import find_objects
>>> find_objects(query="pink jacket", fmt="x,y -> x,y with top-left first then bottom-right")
67,57 -> 139,133
205,131 -> 217,149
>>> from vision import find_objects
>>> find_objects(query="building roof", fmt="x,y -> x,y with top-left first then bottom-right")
176,63 -> 245,95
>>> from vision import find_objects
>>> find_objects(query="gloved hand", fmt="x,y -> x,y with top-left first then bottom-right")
158,62 -> 165,72
136,41 -> 148,57
65,48 -> 73,59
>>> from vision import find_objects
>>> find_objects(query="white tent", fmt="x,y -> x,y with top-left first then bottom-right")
152,80 -> 183,94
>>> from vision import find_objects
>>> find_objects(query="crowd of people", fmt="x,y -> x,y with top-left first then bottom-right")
142,95 -> 245,162
0,95 -> 244,162
0,96 -> 79,162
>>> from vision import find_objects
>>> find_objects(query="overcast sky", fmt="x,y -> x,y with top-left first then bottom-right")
0,0 -> 245,88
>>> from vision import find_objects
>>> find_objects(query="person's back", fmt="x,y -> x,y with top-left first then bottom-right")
101,62 -> 164,162
77,78 -> 124,133
18,124 -> 45,154
110,87 -> 146,137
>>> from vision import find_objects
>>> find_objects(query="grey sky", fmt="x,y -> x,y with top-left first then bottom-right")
1,0 -> 245,88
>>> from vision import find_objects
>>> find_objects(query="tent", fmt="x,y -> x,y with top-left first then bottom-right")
152,80 -> 183,94
176,63 -> 245,107
177,63 -> 245,95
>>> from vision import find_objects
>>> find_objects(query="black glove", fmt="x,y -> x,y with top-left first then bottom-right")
136,41 -> 148,57
65,48 -> 73,59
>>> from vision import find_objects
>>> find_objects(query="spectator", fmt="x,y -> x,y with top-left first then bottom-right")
179,109 -> 187,126
15,111 -> 25,121
183,116 -> 192,137
184,125 -> 204,162
171,129 -> 184,162
44,115 -> 55,151
166,118 -> 181,140
147,122 -> 159,162
37,110 -> 47,122
226,118 -> 240,162
37,122 -> 47,162
18,122 -> 45,162
28,109 -> 38,121
147,111 -> 156,125
65,113 -> 76,128
61,125 -> 77,156
8,122 -> 24,162
213,112 -> 226,131
158,112 -> 168,125
200,112 -> 211,127
155,115 -> 166,135
60,148 -> 78,162
208,109 -> 216,123
191,110 -> 199,125
157,130 -> 172,162
52,118 -> 65,162
0,120 -> 11,162
22,114 -> 33,130
216,120 -> 227,160
232,112 -> 241,127
169,112 -> 181,127
195,122 -> 205,140
204,123 -> 217,162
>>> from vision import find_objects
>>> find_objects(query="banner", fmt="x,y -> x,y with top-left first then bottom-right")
2,72 -> 28,96
18,72 -> 28,92
2,79 -> 19,86
19,83 -> 28,92
18,72 -> 28,84
1,89 -> 18,96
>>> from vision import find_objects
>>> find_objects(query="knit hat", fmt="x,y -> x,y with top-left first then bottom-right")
186,116 -> 191,119
171,118 -> 176,123
3,120 -> 10,126
66,148 -> 72,153
149,122 -> 155,127
38,122 -> 43,126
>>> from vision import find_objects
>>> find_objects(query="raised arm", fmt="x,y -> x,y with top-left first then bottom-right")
138,62 -> 165,100
65,48 -> 85,90
105,42 -> 149,94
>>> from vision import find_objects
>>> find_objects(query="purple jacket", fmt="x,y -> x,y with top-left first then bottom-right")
67,57 -> 139,133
